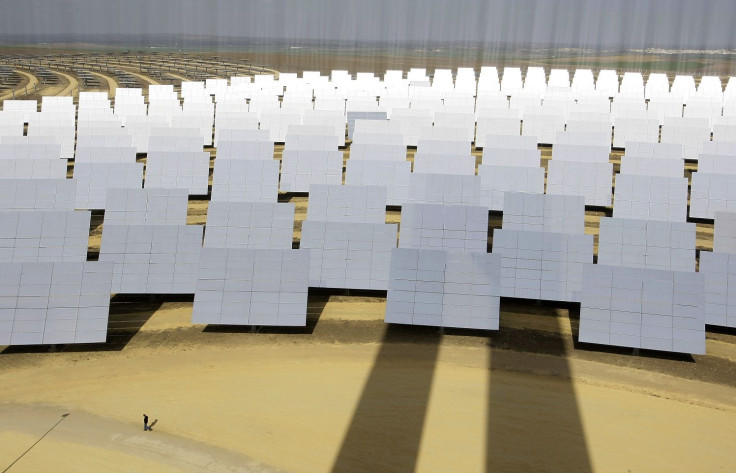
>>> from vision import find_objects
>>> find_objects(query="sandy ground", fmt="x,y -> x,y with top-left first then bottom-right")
1,301 -> 735,473
1,48 -> 736,472
0,70 -> 37,101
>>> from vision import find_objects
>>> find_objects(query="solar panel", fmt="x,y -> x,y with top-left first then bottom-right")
216,128 -> 268,144
712,122 -> 736,143
510,94 -> 541,118
347,112 -> 388,140
624,141 -> 684,160
501,67 -> 523,95
578,264 -> 705,354
344,160 -> 411,206
279,149 -> 343,193
548,69 -> 571,88
713,211 -> 736,254
0,179 -> 76,210
481,148 -> 541,167
99,224 -> 203,294
492,229 -> 593,301
27,122 -> 74,160
405,174 -> 481,206
551,144 -> 611,162
660,117 -> 711,160
210,159 -> 279,203
565,118 -> 612,136
385,248 -> 501,330
0,210 -> 90,263
571,69 -> 595,95
689,173 -> 736,219
478,67 -> 501,92
695,154 -> 736,175
0,261 -> 114,345
288,123 -> 345,147
683,99 -> 721,129
285,134 -> 339,151
214,115 -> 260,145
348,143 -> 406,161
0,121 -> 24,138
597,218 -> 695,272
122,116 -> 167,153
596,70 -> 620,97
216,140 -> 274,160
699,251 -> 736,328
77,123 -> 127,139
0,142 -> 62,160
698,76 -> 724,97
417,125 -> 471,143
541,98 -> 575,122
169,115 -> 214,146
72,162 -> 143,210
192,248 -> 309,326
204,201 -> 294,249
702,141 -> 736,155
546,161 -> 613,207
300,221 -> 396,290
74,146 -> 137,164
610,98 -> 647,122
148,133 -> 203,153
478,165 -> 545,211
144,151 -> 210,196
306,185 -> 387,223
2,158 -> 67,179
432,113 -> 476,141
612,117 -> 660,149
412,153 -> 476,175
619,156 -> 683,178
2,100 -> 37,120
352,119 -> 396,137
347,97 -> 382,114
613,174 -> 688,221
645,73 -> 670,100
399,203 -> 488,252
417,139 -> 471,156
554,131 -> 611,149
568,110 -> 610,123
314,96 -> 346,113
619,72 -> 645,98
647,98 -> 683,125
482,133 -> 537,150
522,112 -> 565,144
474,114 -> 522,147
391,114 -> 434,147
352,131 -> 405,147
103,188 -> 188,226
501,193 -> 585,234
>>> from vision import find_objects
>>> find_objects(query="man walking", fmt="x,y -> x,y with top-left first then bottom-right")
143,413 -> 152,431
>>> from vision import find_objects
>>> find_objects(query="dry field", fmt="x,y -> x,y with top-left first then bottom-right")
0,48 -> 735,473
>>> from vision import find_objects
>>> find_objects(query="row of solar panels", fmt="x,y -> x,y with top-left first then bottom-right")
113,69 -> 736,100
0,180 -> 727,355
0,80 -> 734,355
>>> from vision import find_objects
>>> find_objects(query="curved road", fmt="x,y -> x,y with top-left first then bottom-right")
114,66 -> 160,86
0,69 -> 39,101
55,70 -> 80,96
35,69 -> 79,97
90,71 -> 119,97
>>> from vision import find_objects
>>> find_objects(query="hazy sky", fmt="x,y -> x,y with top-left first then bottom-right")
2,0 -> 735,50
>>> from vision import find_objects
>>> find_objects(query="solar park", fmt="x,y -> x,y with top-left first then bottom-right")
2,61 -> 736,472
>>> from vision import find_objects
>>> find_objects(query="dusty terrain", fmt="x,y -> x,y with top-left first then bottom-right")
1,298 -> 735,473
0,47 -> 735,473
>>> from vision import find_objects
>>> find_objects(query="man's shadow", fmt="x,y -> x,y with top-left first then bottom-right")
149,419 -> 158,430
